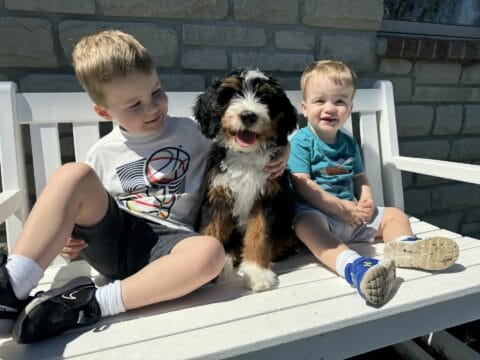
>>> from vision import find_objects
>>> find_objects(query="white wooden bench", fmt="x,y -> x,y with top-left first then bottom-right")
1,80 -> 480,359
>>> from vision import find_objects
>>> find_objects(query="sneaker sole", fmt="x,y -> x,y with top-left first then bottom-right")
384,237 -> 459,271
12,277 -> 94,343
360,259 -> 396,305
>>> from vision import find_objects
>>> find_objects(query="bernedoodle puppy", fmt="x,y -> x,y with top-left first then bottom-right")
194,68 -> 298,292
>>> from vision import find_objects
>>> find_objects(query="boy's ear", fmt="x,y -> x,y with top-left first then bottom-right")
94,105 -> 113,121
301,101 -> 308,117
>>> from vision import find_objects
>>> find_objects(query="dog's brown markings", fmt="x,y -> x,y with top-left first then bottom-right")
222,76 -> 241,92
264,180 -> 281,196
202,186 -> 234,242
242,203 -> 271,268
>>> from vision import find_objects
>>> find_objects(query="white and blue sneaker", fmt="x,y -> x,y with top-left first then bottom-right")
384,236 -> 459,271
345,257 -> 396,305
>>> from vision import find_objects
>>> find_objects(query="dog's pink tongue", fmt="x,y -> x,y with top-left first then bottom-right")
235,130 -> 256,147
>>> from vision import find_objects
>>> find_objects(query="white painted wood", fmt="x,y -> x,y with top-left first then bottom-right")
0,190 -> 22,224
421,331 -> 480,360
0,234 -> 479,359
393,340 -> 436,360
1,80 -> 480,359
374,80 -> 404,209
72,123 -> 100,162
359,111 -> 384,206
29,124 -> 62,197
15,92 -> 98,124
392,156 -> 480,185
0,82 -> 29,252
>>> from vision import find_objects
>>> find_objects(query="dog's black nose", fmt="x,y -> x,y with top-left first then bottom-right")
240,111 -> 257,125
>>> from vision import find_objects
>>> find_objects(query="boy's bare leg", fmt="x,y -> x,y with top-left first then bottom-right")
121,236 -> 225,309
294,212 -> 348,272
295,211 -> 395,305
380,207 -> 459,270
376,207 -> 413,243
12,163 -> 109,269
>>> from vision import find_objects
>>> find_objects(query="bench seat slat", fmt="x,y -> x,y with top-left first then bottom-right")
0,234 -> 478,359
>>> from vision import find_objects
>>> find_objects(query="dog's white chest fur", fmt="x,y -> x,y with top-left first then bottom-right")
212,151 -> 271,228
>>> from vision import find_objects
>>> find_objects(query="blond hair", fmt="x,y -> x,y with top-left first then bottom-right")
72,29 -> 155,106
300,60 -> 357,100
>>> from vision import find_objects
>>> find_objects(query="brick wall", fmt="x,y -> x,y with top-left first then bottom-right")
0,0 -> 479,240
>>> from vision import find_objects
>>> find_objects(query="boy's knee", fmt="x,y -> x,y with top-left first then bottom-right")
383,207 -> 408,223
48,163 -> 99,188
199,236 -> 225,275
49,162 -> 93,181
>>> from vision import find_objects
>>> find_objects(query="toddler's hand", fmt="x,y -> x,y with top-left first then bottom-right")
60,237 -> 88,260
357,197 -> 375,223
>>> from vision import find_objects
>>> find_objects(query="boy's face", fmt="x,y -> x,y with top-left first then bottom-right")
301,74 -> 353,144
94,69 -> 168,136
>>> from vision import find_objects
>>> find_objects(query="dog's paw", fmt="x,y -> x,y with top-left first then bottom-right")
239,261 -> 278,292
217,255 -> 240,283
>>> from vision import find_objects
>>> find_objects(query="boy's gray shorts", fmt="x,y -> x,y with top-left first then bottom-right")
72,193 -> 199,280
293,202 -> 384,244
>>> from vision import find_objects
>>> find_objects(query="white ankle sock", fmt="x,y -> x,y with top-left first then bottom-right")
5,254 -> 44,300
95,280 -> 126,317
335,250 -> 361,278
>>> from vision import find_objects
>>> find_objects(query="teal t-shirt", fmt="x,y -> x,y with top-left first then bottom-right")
288,126 -> 365,200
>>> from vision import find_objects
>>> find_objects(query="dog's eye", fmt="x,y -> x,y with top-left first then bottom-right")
217,86 -> 237,106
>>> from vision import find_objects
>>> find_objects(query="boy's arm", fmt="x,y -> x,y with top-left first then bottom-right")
291,172 -> 360,225
264,143 -> 290,179
353,173 -> 376,222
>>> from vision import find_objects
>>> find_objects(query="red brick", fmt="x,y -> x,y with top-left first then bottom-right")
401,38 -> 418,58
448,41 -> 466,60
418,39 -> 435,59
386,37 -> 403,57
434,40 -> 449,59
465,41 -> 480,61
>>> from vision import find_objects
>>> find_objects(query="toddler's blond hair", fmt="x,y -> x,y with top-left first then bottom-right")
300,60 -> 357,100
72,29 -> 155,106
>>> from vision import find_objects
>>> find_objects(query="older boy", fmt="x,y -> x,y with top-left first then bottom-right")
288,60 -> 459,305
0,30 -> 287,343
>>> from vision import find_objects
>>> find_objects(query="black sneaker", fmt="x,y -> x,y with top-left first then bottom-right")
0,266 -> 32,333
12,276 -> 101,343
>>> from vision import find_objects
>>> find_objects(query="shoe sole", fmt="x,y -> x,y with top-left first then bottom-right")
360,259 -> 396,305
384,237 -> 459,271
12,277 -> 94,343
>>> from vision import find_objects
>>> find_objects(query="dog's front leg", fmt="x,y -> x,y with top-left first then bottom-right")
240,205 -> 277,292
201,186 -> 234,242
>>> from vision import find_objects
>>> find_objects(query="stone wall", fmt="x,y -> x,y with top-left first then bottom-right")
0,0 -> 479,239
376,36 -> 480,238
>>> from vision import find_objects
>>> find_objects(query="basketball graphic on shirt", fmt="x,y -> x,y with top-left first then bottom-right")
145,147 -> 190,188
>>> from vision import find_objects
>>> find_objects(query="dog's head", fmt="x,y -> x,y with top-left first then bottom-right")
193,68 -> 298,152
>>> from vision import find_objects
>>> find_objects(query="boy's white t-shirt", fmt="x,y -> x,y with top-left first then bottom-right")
85,116 -> 210,231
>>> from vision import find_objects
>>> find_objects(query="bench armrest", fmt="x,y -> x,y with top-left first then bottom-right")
391,156 -> 480,185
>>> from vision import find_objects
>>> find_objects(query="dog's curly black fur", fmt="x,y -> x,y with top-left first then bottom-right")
194,68 -> 298,292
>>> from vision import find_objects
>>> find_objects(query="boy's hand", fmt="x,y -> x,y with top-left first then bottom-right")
339,199 -> 363,227
357,196 -> 375,223
60,237 -> 88,260
264,143 -> 290,180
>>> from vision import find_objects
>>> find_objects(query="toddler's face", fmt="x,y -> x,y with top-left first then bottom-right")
301,75 -> 353,144
95,69 -> 168,136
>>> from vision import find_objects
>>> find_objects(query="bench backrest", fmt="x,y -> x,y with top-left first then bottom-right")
0,80 -> 403,251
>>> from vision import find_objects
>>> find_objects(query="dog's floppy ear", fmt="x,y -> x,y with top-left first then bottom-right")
193,81 -> 223,139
